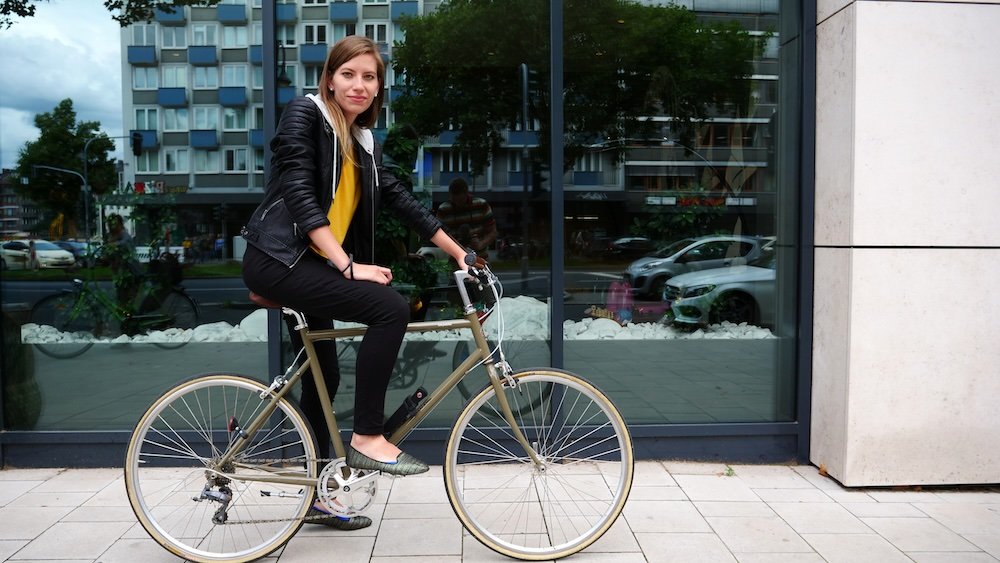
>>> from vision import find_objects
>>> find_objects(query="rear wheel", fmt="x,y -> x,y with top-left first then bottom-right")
124,373 -> 316,563
149,290 -> 199,350
444,369 -> 633,560
29,293 -> 104,359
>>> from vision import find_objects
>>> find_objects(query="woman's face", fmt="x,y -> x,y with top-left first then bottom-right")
328,52 -> 380,125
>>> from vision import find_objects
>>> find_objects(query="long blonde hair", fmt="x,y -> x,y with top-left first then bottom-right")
318,36 -> 385,165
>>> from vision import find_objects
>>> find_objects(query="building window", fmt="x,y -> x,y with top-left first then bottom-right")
224,148 -> 248,172
364,23 -> 387,43
192,23 -> 217,46
253,106 -> 264,128
164,148 -> 189,172
132,67 -> 158,89
162,65 -> 188,88
161,26 -> 186,48
193,107 -> 218,130
223,107 -> 247,130
163,108 -> 189,132
441,150 -> 470,173
574,152 -> 602,172
303,0 -> 328,4
222,64 -> 247,87
194,150 -> 219,173
252,66 -> 263,89
277,24 -> 295,46
305,24 -> 327,44
132,24 -> 155,46
332,23 -> 356,42
135,108 -> 158,130
251,22 -> 262,45
304,66 -> 322,88
193,66 -> 218,89
254,148 -> 265,172
508,151 -> 521,172
223,26 -> 248,48
136,151 -> 159,173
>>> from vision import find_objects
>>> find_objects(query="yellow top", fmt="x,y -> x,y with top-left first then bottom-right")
310,161 -> 360,258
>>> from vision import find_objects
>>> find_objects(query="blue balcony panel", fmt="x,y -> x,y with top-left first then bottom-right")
157,87 -> 187,107
250,129 -> 264,148
277,3 -> 297,22
329,1 -> 357,22
190,130 -> 218,149
130,130 -> 160,150
508,130 -> 539,146
249,45 -> 262,64
277,87 -> 297,106
391,1 -> 418,21
154,7 -> 185,24
299,43 -> 328,64
217,4 -> 247,24
127,45 -> 156,66
508,171 -> 525,186
219,87 -> 247,107
438,131 -> 459,145
573,171 -> 601,186
188,45 -> 217,66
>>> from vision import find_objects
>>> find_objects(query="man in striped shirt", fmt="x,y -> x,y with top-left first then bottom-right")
436,178 -> 498,254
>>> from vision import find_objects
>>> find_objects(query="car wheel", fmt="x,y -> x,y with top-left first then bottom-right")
649,276 -> 669,300
709,292 -> 758,326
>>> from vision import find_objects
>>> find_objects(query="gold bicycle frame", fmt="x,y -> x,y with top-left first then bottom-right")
215,270 -> 543,486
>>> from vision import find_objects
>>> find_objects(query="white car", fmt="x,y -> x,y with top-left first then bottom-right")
0,239 -> 76,270
663,252 -> 776,327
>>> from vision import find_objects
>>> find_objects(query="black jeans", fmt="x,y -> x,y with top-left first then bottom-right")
242,246 -> 410,452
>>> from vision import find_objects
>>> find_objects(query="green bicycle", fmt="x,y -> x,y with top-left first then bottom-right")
28,270 -> 199,359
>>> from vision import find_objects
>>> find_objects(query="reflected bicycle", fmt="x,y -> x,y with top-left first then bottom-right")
123,258 -> 633,562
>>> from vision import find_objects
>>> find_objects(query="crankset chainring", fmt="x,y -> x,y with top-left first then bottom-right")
317,459 -> 378,517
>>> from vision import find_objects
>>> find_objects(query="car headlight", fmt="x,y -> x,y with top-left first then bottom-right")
683,284 -> 716,298
639,261 -> 663,272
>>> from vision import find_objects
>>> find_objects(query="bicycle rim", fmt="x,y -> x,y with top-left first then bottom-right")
29,293 -> 98,359
444,369 -> 633,560
124,374 -> 316,563
152,291 -> 199,349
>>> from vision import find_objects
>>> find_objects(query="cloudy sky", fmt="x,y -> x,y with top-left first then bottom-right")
0,1 -> 123,171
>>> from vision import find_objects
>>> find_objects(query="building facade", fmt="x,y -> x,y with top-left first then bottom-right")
2,0 -> 996,487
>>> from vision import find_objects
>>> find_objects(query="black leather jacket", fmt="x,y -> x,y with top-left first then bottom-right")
241,95 -> 442,267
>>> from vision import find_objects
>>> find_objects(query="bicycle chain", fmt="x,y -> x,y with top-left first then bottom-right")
213,457 -> 373,526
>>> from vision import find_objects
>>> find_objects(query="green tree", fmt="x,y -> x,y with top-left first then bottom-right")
0,0 -> 220,28
391,0 -> 764,176
14,99 -> 116,238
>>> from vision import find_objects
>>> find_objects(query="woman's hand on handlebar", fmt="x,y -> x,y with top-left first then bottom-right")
348,262 -> 393,285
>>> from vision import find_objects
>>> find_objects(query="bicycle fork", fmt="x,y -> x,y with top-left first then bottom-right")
485,363 -> 546,470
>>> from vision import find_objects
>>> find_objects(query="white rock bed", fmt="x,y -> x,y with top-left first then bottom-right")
20,295 -> 774,344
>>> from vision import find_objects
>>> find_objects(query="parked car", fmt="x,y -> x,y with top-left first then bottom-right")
0,239 -> 76,270
664,248 -> 776,327
54,240 -> 100,267
623,235 -> 767,299
606,236 -> 657,260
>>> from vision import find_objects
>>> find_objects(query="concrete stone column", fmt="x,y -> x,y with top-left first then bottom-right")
811,0 -> 1000,486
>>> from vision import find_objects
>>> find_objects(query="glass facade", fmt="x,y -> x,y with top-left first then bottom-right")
0,0 -> 806,465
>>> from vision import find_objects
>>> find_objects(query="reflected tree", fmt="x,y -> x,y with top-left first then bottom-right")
391,0 -> 765,175
14,99 -> 116,238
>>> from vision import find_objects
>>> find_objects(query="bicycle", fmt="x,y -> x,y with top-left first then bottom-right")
28,264 -> 199,359
123,258 -> 634,562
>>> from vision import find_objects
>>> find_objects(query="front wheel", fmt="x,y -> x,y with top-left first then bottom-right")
444,369 -> 633,560
124,373 -> 317,563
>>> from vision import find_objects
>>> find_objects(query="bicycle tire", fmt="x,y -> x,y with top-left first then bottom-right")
29,293 -> 100,359
443,368 -> 633,560
151,289 -> 199,350
124,373 -> 317,563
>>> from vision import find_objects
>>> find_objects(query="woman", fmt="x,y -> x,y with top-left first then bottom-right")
241,36 -> 471,529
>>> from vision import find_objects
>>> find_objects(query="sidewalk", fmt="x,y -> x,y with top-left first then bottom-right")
0,461 -> 997,562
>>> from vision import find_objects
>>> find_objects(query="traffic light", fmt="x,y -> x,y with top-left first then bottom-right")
131,131 -> 143,156
212,204 -> 222,221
